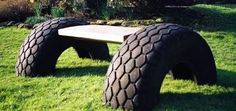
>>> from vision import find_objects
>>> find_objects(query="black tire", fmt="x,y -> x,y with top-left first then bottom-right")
103,24 -> 217,110
16,17 -> 110,77
169,63 -> 195,80
73,40 -> 110,60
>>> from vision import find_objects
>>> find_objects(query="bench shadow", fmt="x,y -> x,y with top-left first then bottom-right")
154,69 -> 236,111
52,65 -> 109,77
53,66 -> 236,87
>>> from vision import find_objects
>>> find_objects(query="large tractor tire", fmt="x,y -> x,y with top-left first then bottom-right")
103,24 -> 217,110
73,40 -> 110,60
16,17 -> 110,77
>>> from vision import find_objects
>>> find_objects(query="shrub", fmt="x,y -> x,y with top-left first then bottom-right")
25,16 -> 48,25
0,0 -> 33,22
50,0 -> 106,14
100,9 -> 111,20
51,7 -> 65,17
108,0 -> 236,15
56,0 -> 85,12
34,2 -> 42,17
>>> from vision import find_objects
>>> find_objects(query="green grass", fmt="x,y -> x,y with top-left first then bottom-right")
0,4 -> 236,111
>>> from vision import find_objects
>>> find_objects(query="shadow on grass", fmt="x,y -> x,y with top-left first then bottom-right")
161,5 -> 236,33
192,5 -> 236,32
155,92 -> 236,111
217,69 -> 236,88
154,69 -> 236,111
53,66 -> 236,86
51,66 -> 236,110
53,65 -> 109,77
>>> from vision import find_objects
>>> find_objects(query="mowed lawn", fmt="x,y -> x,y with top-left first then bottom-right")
0,4 -> 236,111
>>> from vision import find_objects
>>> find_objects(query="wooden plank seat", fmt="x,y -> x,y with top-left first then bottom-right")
58,25 -> 142,43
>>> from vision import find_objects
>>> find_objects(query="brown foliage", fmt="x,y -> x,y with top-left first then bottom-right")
0,0 -> 34,22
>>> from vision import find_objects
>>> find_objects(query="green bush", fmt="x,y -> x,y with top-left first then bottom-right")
52,0 -> 106,14
57,0 -> 85,11
100,9 -> 111,20
51,7 -> 65,17
33,2 -> 42,17
25,16 -> 47,25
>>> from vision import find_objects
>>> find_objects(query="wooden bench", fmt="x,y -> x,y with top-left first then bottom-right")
16,17 -> 217,111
